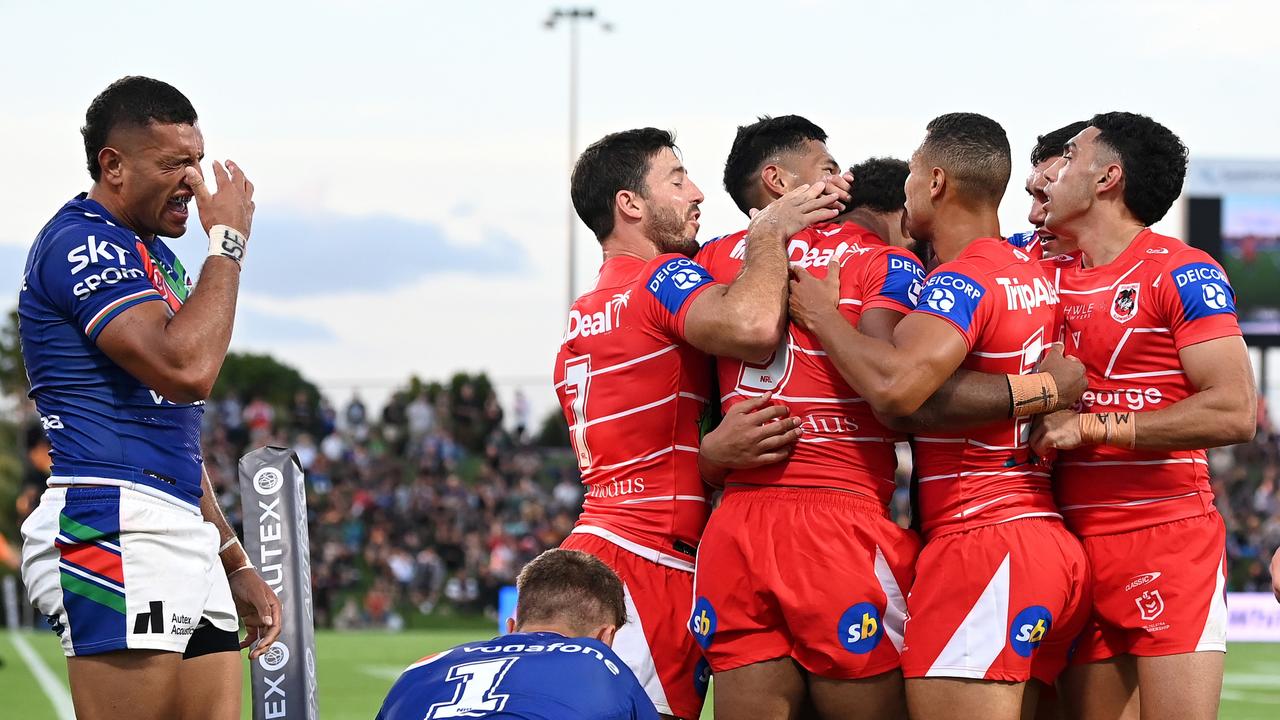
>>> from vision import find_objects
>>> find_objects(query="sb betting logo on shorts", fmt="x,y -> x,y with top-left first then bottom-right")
1009,605 -> 1053,657
838,602 -> 882,654
689,597 -> 717,650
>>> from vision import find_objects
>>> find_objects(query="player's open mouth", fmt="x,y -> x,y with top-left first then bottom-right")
166,195 -> 190,220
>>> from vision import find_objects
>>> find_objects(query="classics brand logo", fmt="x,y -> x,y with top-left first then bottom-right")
1009,605 -> 1052,658
689,597 -> 717,649
1124,572 -> 1162,592
254,467 -> 284,495
838,602 -> 882,654
1111,283 -> 1140,323
565,291 -> 630,340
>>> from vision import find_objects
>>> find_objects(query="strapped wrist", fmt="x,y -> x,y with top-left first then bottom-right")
1078,412 -> 1138,449
1008,372 -> 1060,418
208,224 -> 247,267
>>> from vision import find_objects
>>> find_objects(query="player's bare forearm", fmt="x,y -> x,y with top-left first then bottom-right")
808,310 -> 923,416
884,369 -> 1013,432
201,463 -> 250,573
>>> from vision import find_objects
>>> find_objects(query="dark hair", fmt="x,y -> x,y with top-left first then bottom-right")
847,157 -> 908,213
723,115 -> 828,215
571,128 -> 676,241
919,113 -> 1011,204
514,549 -> 627,634
1088,112 -> 1188,226
1030,121 -> 1088,166
82,76 -> 198,181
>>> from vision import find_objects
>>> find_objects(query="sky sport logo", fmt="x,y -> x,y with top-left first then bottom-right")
839,602 -> 882,654
254,467 -> 284,495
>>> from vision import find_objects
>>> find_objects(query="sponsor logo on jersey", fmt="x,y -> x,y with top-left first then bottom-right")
40,415 -> 64,430
690,597 -> 717,649
1081,387 -> 1164,411
1009,605 -> 1053,657
995,275 -> 1059,314
67,235 -> 130,274
1124,572 -> 1162,592
565,291 -> 630,341
1136,589 -> 1165,621
585,476 -> 646,500
886,254 -> 927,308
918,272 -> 984,331
1172,262 -> 1236,320
1064,302 -> 1094,321
801,414 -> 860,435
1147,247 -> 1170,255
838,602 -> 883,654
1111,283 -> 1140,323
648,258 -> 714,315
730,236 -> 870,268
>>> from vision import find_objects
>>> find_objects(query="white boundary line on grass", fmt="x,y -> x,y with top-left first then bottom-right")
9,630 -> 75,720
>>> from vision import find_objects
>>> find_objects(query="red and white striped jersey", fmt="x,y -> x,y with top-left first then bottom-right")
553,253 -> 718,565
1047,229 -> 1242,536
910,238 -> 1063,540
694,223 -> 924,503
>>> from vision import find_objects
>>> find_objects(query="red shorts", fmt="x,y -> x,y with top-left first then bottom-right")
901,518 -> 1090,684
690,486 -> 919,679
561,528 -> 706,719
1071,511 -> 1228,664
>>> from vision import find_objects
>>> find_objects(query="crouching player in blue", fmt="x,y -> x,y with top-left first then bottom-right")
377,549 -> 659,720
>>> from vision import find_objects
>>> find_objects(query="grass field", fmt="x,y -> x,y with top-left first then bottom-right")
2,629 -> 1278,718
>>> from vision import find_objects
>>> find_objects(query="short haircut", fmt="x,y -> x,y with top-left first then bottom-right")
514,549 -> 627,634
919,112 -> 1011,204
847,157 -> 908,213
723,115 -> 828,215
1030,121 -> 1088,166
1088,112 -> 1188,226
82,76 -> 198,181
571,128 -> 676,241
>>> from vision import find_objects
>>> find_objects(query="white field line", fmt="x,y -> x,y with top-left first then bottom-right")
8,630 -> 75,720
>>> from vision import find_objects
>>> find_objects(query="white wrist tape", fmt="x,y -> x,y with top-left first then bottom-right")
219,536 -> 242,554
209,224 -> 247,266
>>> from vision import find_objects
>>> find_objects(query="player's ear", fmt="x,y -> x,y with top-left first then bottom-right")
98,147 -> 125,188
1096,161 -> 1123,198
761,163 -> 787,199
593,624 -> 618,647
616,189 -> 646,225
930,166 -> 946,202
505,617 -> 516,634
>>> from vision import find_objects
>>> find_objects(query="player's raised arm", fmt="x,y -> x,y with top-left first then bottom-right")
682,182 -> 841,362
95,161 -> 253,402
1032,335 -> 1255,454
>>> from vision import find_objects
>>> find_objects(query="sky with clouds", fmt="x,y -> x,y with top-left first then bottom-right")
3,0 -> 1280,420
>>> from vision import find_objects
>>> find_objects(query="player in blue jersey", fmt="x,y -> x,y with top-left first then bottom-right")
18,76 -> 279,720
378,549 -> 659,720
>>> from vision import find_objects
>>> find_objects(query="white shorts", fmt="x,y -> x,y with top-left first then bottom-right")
20,485 -> 238,657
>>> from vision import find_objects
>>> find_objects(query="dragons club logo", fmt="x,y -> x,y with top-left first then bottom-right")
1111,283 -> 1140,323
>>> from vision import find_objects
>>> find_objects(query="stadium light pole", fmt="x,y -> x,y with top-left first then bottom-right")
545,7 -> 612,309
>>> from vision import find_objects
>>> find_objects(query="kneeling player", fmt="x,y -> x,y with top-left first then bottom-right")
789,114 -> 1091,720
377,549 -> 657,720
1034,113 -> 1256,720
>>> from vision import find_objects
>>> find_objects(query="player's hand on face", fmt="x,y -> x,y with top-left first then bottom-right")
230,566 -> 283,659
747,181 -> 842,240
1030,409 -> 1083,455
185,160 -> 256,238
701,392 -> 802,469
1038,345 -> 1087,410
821,170 -> 854,209
787,252 -> 843,331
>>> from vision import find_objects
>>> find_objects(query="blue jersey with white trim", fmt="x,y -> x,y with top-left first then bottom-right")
376,631 -> 659,720
18,195 -> 204,507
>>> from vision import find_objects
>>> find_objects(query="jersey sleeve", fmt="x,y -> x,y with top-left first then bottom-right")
694,233 -> 744,284
911,262 -> 990,350
642,255 -> 719,341
859,248 -> 925,314
39,225 -> 163,342
1157,252 -> 1243,350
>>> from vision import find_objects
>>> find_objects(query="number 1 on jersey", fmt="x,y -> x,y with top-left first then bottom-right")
427,657 -> 519,718
563,356 -> 593,470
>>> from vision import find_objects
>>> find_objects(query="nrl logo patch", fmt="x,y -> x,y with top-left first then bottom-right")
1136,589 -> 1165,621
1111,283 -> 1140,323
